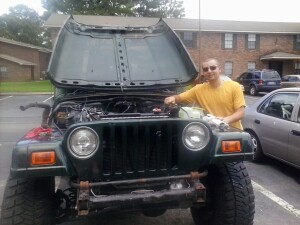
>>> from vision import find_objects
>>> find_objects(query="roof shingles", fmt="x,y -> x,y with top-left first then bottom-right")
0,54 -> 36,66
0,37 -> 52,53
44,13 -> 300,34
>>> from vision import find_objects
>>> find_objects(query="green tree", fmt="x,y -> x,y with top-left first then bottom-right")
0,4 -> 51,48
133,0 -> 185,18
42,0 -> 135,16
42,0 -> 185,18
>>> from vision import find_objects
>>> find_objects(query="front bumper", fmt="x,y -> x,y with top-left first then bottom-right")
257,85 -> 280,92
71,172 -> 207,216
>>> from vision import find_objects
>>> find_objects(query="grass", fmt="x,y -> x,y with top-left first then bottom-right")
0,80 -> 54,93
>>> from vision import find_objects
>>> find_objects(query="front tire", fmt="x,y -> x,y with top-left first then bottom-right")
248,131 -> 264,162
0,176 -> 55,225
191,162 -> 255,225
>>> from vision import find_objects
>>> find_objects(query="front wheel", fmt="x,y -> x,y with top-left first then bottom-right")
0,176 -> 55,225
191,162 -> 255,225
248,131 -> 264,162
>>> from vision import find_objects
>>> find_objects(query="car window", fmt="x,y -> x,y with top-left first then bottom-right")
288,76 -> 296,82
262,71 -> 280,79
253,72 -> 260,79
258,93 -> 299,121
246,73 -> 253,79
282,76 -> 289,82
298,107 -> 300,123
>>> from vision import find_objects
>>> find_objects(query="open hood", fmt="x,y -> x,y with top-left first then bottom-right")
47,16 -> 198,90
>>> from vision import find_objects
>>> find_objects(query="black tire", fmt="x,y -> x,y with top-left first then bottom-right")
191,162 -> 255,225
249,85 -> 257,96
248,131 -> 264,162
0,176 -> 55,225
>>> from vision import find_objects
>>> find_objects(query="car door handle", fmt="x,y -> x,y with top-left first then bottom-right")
291,130 -> 300,136
254,119 -> 260,124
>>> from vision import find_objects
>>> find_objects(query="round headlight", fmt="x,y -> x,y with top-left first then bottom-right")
182,122 -> 210,151
68,127 -> 99,158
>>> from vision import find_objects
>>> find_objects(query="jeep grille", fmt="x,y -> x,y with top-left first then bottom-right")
101,122 -> 179,178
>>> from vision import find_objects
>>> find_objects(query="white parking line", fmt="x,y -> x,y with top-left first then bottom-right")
252,181 -> 300,218
43,95 -> 54,102
0,96 -> 13,101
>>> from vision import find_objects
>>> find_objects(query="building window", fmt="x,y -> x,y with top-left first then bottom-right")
248,62 -> 256,70
294,35 -> 300,50
225,33 -> 233,48
222,33 -> 236,49
180,32 -> 197,48
224,62 -> 233,76
295,62 -> 300,74
0,66 -> 8,79
247,34 -> 256,49
245,34 -> 259,50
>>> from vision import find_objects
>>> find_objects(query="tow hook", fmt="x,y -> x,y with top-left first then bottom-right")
190,171 -> 207,203
77,181 -> 89,215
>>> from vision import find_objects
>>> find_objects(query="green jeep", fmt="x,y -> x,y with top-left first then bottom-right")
0,17 -> 255,225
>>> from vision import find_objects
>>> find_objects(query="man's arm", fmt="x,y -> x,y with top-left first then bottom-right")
164,95 -> 182,105
222,106 -> 245,124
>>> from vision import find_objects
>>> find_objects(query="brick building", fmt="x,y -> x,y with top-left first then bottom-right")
45,14 -> 300,79
0,37 -> 52,82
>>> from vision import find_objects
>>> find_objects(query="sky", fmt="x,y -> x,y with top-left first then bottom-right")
1,0 -> 300,22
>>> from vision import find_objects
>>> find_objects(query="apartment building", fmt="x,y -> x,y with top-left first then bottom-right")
0,37 -> 51,82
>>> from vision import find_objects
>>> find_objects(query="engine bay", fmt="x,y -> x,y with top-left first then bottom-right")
20,95 -> 229,133
51,96 -> 177,130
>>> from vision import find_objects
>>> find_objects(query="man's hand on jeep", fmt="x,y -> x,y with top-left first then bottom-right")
164,96 -> 176,105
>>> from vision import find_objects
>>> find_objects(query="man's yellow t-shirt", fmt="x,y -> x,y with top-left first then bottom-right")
179,80 -> 246,129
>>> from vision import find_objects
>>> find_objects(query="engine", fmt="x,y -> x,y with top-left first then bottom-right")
51,96 -> 177,130
20,96 -> 228,132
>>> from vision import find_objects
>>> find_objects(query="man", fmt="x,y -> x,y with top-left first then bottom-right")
164,58 -> 245,129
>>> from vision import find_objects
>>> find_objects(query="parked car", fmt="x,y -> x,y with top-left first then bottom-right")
236,69 -> 281,96
0,17 -> 255,225
221,75 -> 245,91
281,74 -> 300,88
243,88 -> 300,169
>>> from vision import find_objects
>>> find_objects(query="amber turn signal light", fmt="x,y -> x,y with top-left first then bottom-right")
31,151 -> 56,165
221,141 -> 241,153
